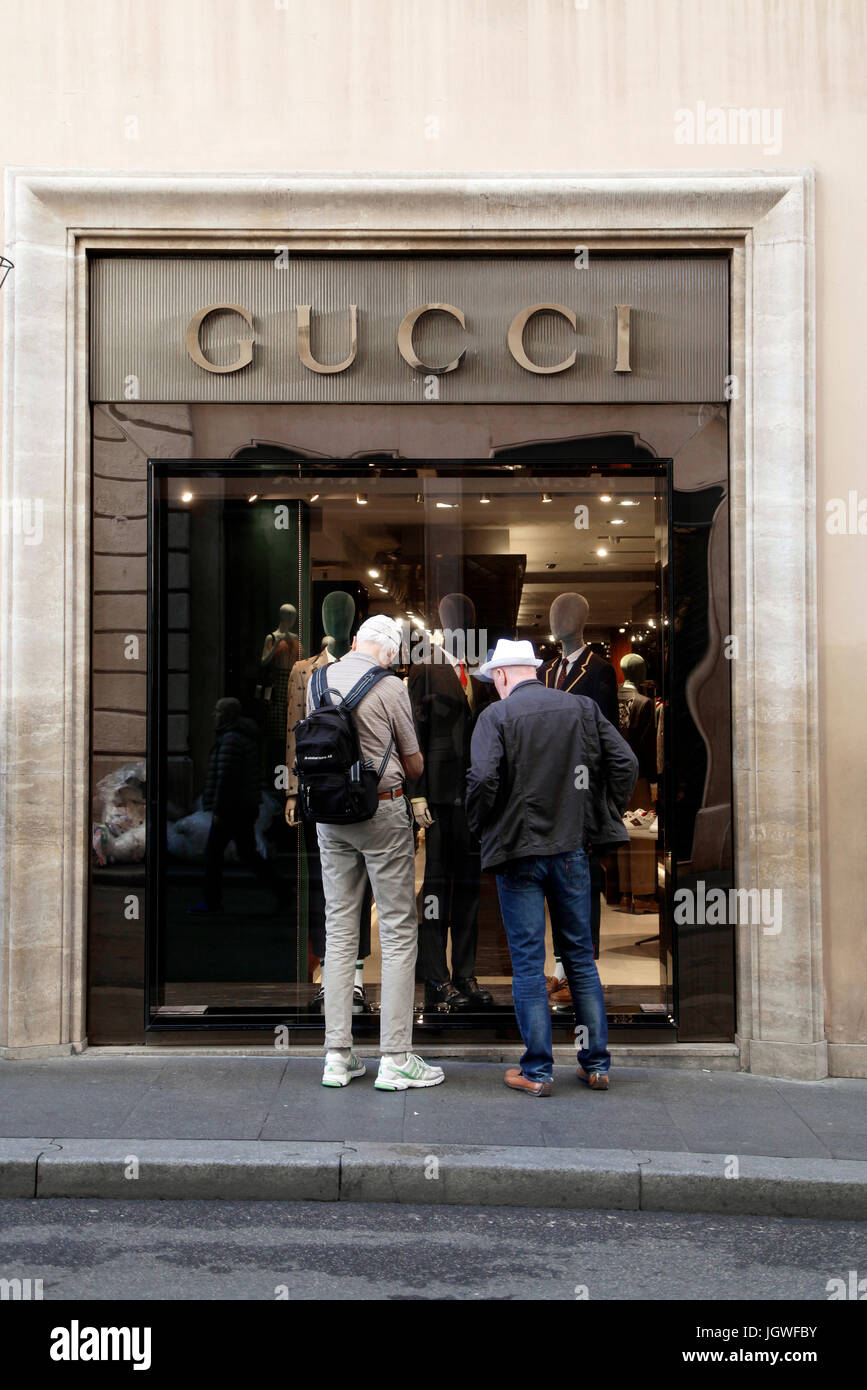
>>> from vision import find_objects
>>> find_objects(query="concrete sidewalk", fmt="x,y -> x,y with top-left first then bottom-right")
1,1054 -> 865,1217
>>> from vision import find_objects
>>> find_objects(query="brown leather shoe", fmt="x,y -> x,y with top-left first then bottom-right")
577,1065 -> 610,1091
545,975 -> 563,998
550,983 -> 573,1007
505,1067 -> 552,1097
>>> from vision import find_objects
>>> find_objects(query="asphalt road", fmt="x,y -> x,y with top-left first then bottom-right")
0,1199 -> 864,1301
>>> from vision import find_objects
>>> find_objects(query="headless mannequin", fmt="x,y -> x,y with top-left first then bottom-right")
408,592 -> 488,1010
284,591 -> 371,1005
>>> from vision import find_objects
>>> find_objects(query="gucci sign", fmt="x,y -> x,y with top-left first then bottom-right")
185,302 -> 633,376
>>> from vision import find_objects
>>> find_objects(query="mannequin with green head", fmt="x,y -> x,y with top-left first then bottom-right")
620,652 -> 646,688
322,590 -> 356,659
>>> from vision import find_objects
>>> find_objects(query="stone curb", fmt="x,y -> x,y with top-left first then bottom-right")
1,1139 -> 865,1217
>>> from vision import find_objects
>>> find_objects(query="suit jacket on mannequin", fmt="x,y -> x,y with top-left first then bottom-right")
407,651 -> 481,804
285,646 -> 333,797
538,648 -> 618,727
619,687 -> 657,782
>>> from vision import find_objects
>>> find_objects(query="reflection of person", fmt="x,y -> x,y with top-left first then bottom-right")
312,616 -> 445,1092
408,593 -> 490,1013
190,698 -> 288,914
467,640 -> 637,1097
285,592 -> 373,1013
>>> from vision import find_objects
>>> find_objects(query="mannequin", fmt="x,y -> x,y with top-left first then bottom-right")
537,593 -> 618,724
408,592 -> 490,1012
261,604 -> 304,773
616,653 -> 658,914
321,590 -> 355,659
538,593 -> 618,998
284,590 -> 372,1012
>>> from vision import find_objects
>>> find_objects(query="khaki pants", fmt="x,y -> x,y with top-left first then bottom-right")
317,796 -> 418,1054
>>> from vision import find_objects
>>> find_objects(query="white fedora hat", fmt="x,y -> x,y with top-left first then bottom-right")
477,638 -> 543,681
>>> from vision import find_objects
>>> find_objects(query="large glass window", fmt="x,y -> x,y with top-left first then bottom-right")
145,459 -> 676,1036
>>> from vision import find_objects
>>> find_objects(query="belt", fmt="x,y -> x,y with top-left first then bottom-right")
378,785 -> 405,801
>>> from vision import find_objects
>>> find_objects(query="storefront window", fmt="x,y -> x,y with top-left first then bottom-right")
144,459 -> 676,1035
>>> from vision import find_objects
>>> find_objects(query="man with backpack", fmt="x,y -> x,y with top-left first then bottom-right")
294,614 -> 445,1091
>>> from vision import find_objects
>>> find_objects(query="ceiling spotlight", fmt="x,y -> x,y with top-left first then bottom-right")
415,493 -> 423,504
541,493 -> 552,504
619,627 -> 626,633
546,563 -> 557,570
595,547 -> 608,557
247,494 -> 259,503
180,491 -> 193,503
620,499 -> 638,507
479,494 -> 491,504
436,501 -> 457,509
649,619 -> 656,628
309,493 -> 320,503
611,518 -> 625,525
368,568 -> 380,579
599,493 -> 612,502
356,494 -> 368,505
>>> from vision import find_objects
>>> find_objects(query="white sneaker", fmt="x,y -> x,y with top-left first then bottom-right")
321,1050 -> 366,1087
375,1052 -> 445,1091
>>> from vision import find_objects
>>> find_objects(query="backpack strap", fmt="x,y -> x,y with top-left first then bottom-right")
340,665 -> 395,711
311,663 -> 337,708
341,667 -> 397,784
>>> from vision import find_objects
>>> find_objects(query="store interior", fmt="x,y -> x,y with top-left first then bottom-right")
151,459 -> 671,1026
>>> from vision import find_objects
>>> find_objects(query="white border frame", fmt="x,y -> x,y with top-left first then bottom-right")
0,171 -> 823,1077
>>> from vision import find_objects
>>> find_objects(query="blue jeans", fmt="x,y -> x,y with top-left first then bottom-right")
496,849 -> 610,1084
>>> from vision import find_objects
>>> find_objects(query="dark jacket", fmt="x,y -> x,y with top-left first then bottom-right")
202,716 -> 262,820
407,657 -> 483,803
620,689 -> 657,781
466,680 -> 638,873
537,649 -> 618,727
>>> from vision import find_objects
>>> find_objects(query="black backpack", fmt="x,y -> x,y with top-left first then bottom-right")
292,664 -> 398,824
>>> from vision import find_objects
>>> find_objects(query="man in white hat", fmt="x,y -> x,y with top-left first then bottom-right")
307,614 -> 445,1092
467,639 -> 637,1097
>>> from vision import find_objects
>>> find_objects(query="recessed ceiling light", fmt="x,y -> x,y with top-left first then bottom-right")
620,499 -> 638,507
596,547 -> 608,557
619,627 -> 626,633
436,501 -> 457,509
479,494 -> 491,504
368,569 -> 380,579
541,493 -> 552,504
356,493 -> 368,505
309,493 -> 320,503
247,494 -> 259,503
611,518 -> 625,525
180,492 -> 193,503
600,494 -> 612,503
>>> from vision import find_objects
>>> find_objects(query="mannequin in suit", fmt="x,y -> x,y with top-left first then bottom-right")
408,592 -> 491,1013
537,593 -> 618,725
537,593 -> 617,995
616,652 -> 658,914
284,591 -> 372,1012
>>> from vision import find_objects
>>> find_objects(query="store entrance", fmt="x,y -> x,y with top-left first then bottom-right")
147,456 -> 675,1038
